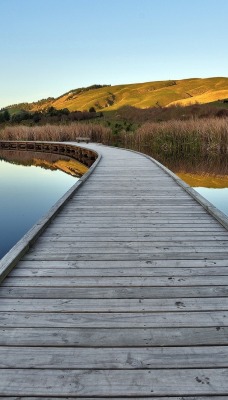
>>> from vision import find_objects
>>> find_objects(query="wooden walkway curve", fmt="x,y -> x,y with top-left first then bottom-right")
0,142 -> 228,398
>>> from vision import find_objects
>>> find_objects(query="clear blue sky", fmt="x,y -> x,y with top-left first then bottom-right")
0,0 -> 227,108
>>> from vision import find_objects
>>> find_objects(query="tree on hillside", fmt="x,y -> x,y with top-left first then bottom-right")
46,106 -> 58,117
10,110 -> 31,123
0,109 -> 10,122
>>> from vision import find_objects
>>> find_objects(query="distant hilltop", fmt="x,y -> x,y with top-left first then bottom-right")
5,77 -> 228,113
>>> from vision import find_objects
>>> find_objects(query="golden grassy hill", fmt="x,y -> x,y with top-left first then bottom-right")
9,77 -> 228,112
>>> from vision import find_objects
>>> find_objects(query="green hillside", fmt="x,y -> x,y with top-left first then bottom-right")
6,77 -> 228,113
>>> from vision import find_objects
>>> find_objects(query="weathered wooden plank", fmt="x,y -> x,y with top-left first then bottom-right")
1,297 -> 228,312
68,187 -> 191,191
22,253 -> 228,260
24,248 -> 228,257
42,226 -> 228,232
0,368 -> 227,396
41,231 -> 228,239
0,285 -> 228,299
1,285 -> 228,301
1,346 -> 228,369
3,275 -> 228,287
59,213 -> 210,218
52,217 -> 217,223
46,222 -> 224,228
33,240 -> 228,248
40,234 -> 228,241
1,311 -> 227,328
67,195 -> 192,199
62,205 -> 211,211
11,258 -> 228,269
61,207 -> 208,212
67,201 -> 201,205
0,327 -> 227,347
62,202 -> 208,208
0,397 -> 226,400
59,208 -> 212,216
22,245 -> 228,254
14,259 -> 228,269
9,266 -> 228,278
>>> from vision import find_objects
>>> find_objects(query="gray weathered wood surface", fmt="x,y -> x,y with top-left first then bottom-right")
0,142 -> 228,398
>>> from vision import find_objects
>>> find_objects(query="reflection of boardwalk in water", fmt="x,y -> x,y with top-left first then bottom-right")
0,142 -> 228,397
0,143 -> 90,177
0,149 -> 88,177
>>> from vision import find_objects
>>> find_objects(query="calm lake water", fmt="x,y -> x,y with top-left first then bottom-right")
0,150 -> 87,259
194,187 -> 228,216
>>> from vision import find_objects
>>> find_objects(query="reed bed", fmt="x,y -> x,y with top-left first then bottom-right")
0,122 -> 112,143
0,117 -> 227,164
125,118 -> 228,175
130,118 -> 228,156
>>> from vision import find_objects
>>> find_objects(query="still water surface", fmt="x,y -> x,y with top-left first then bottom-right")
0,152 -> 83,259
194,187 -> 228,216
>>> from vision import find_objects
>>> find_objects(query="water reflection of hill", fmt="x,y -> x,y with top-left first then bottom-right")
149,152 -> 228,188
0,150 -> 88,177
153,152 -> 227,175
177,173 -> 228,188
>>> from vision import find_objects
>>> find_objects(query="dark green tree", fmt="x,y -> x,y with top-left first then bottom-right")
10,110 -> 31,123
0,109 -> 10,123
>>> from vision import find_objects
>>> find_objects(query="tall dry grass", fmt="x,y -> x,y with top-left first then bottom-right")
133,118 -> 228,156
127,118 -> 228,175
0,118 -> 227,166
0,122 -> 112,143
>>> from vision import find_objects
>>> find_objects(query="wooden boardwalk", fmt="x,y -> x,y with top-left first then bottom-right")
0,142 -> 228,398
